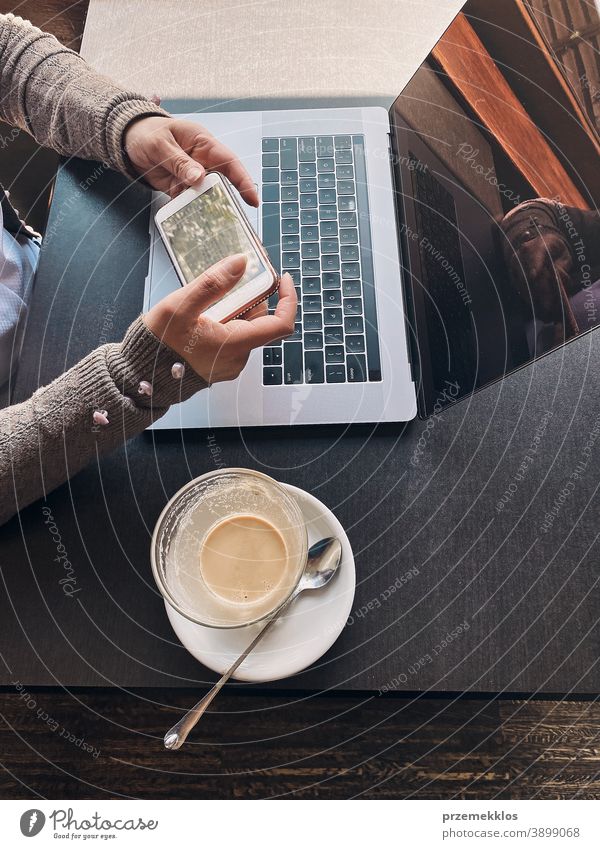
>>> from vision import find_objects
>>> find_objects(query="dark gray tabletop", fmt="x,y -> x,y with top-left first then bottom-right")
1,123 -> 599,694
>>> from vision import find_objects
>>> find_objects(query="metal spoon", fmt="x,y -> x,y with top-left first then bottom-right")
164,536 -> 342,750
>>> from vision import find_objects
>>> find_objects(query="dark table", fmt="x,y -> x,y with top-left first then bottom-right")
1,139 -> 598,696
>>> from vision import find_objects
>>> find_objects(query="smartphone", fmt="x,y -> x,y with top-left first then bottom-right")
154,172 -> 278,322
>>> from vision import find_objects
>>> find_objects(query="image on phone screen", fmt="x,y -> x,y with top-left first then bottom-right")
159,181 -> 265,296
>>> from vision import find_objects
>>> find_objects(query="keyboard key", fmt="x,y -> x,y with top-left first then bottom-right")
344,297 -> 362,315
262,152 -> 278,167
301,242 -> 319,259
282,252 -> 300,268
342,279 -> 361,297
335,149 -> 353,164
316,136 -> 334,157
262,167 -> 279,182
318,173 -> 336,189
302,260 -> 320,276
300,193 -> 318,209
324,307 -> 342,324
322,272 -> 341,289
347,353 -> 367,382
339,211 -> 357,227
289,269 -> 301,286
320,220 -> 338,237
346,335 -> 366,353
326,364 -> 346,383
282,235 -> 300,251
284,342 -> 303,383
325,345 -> 345,364
340,227 -> 358,244
336,165 -> 354,179
345,316 -> 364,334
339,196 -> 356,211
298,137 -> 316,161
281,202 -> 299,218
262,183 -> 279,202
281,170 -> 298,185
322,255 -> 340,272
321,238 -> 339,254
287,323 -> 302,341
324,292 -> 342,309
301,225 -> 319,241
281,186 -> 298,202
319,205 -> 337,220
300,178 -> 317,193
304,332 -> 323,350
263,347 -> 283,365
325,326 -> 344,345
317,158 -> 335,173
268,293 -> 278,310
280,138 -> 298,170
294,286 -> 301,301
304,312 -> 323,330
303,295 -> 322,312
305,350 -> 325,383
299,162 -> 316,177
318,188 -> 336,205
341,244 -> 360,262
282,217 -> 299,234
334,135 -> 352,149
342,262 -> 360,279
295,302 -> 302,322
263,138 -> 279,152
301,209 -> 318,225
262,202 -> 280,271
337,180 -> 355,195
263,366 -> 283,385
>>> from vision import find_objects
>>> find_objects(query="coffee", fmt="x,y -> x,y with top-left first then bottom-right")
199,514 -> 293,613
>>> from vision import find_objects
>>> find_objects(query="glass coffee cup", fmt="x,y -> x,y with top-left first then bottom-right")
151,469 -> 308,628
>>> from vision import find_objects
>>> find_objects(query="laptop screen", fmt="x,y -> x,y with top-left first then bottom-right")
390,0 -> 600,417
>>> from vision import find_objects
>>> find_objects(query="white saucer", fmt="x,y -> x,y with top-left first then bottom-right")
165,483 -> 356,683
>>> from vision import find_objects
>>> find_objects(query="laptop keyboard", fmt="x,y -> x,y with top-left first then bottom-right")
260,135 -> 382,386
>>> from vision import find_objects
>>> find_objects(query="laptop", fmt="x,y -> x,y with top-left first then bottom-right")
144,0 -> 600,428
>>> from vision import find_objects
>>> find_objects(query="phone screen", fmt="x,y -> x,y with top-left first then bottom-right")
159,181 -> 266,295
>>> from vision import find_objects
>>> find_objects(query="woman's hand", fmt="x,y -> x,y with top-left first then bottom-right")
144,255 -> 296,384
123,116 -> 259,204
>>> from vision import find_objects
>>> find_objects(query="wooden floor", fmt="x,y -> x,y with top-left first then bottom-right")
0,0 -> 599,800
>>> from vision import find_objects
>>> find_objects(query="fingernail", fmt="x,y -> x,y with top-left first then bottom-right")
226,253 -> 247,271
188,166 -> 204,183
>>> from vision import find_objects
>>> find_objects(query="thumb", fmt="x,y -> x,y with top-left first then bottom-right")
173,254 -> 248,315
166,140 -> 205,187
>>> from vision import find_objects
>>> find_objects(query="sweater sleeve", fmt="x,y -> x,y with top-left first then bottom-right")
0,317 -> 206,525
0,12 -> 169,177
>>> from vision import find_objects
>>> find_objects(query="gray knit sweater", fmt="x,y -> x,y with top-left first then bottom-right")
0,13 -> 207,525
